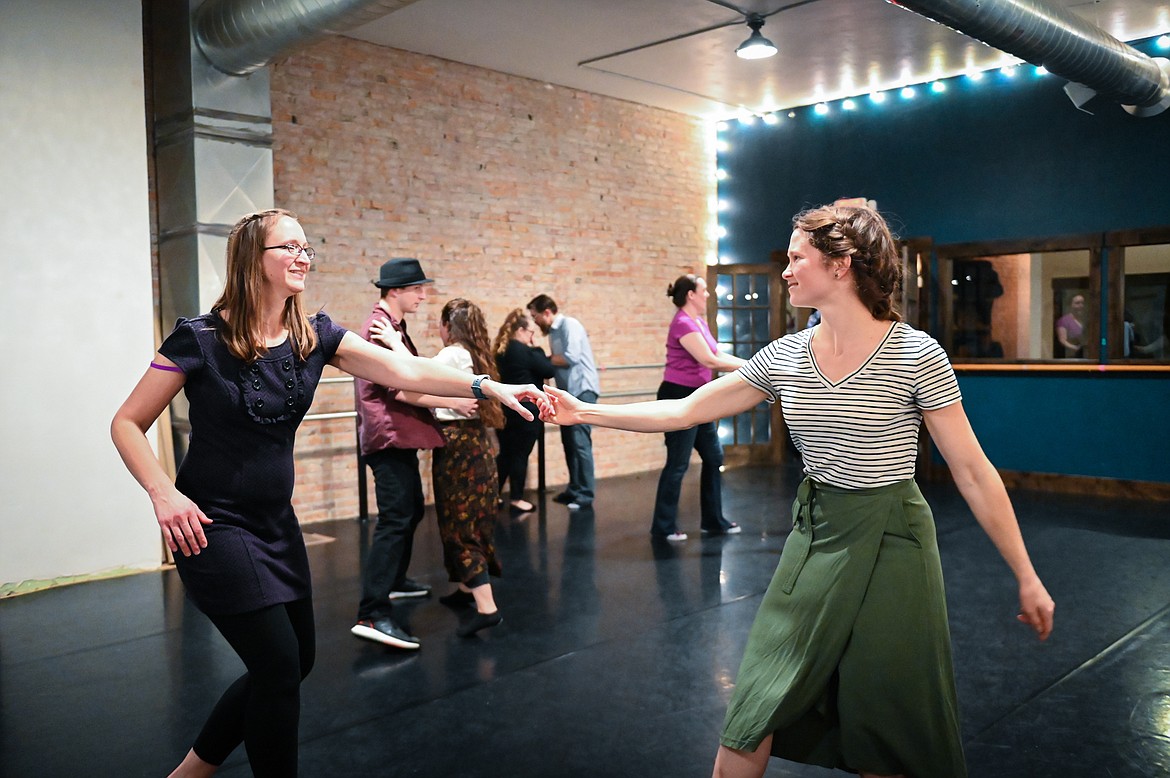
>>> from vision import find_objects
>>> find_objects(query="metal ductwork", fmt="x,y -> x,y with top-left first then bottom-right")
194,0 -> 420,76
893,0 -> 1170,117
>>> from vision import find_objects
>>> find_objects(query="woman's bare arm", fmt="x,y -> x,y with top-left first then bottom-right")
111,357 -> 213,557
332,332 -> 545,419
924,401 -> 1055,640
543,372 -> 766,433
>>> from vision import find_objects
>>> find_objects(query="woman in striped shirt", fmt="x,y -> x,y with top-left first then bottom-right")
542,204 -> 1054,778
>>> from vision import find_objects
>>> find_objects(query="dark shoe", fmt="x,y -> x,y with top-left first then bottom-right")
552,491 -> 575,504
439,589 -> 476,608
701,522 -> 742,536
566,501 -> 592,511
351,618 -> 421,650
389,578 -> 432,600
458,610 -> 502,638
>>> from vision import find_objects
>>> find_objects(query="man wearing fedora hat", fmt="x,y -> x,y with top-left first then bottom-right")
351,258 -> 478,650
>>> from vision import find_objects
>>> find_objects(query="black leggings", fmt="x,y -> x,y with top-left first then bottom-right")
193,598 -> 315,777
497,414 -> 542,501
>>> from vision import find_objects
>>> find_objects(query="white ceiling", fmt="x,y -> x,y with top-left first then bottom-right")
345,0 -> 1170,120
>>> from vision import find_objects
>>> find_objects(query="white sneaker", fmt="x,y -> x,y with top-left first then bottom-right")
665,532 -> 688,542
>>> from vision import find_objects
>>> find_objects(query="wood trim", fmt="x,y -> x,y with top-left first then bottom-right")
1107,244 -> 1125,360
923,466 -> 1170,502
1104,226 -> 1170,247
936,233 -> 1101,258
998,470 -> 1170,502
1085,244 -> 1101,360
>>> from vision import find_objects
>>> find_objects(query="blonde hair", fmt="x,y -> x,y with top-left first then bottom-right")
493,308 -> 531,356
212,209 -> 318,362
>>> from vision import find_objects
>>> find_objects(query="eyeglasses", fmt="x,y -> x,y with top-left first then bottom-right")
264,243 -> 316,262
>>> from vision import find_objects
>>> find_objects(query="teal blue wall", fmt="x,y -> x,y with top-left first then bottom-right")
716,38 -> 1170,258
717,36 -> 1170,484
958,373 -> 1170,482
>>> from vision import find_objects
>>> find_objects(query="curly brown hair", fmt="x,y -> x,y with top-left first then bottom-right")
441,298 -> 505,429
793,205 -> 903,322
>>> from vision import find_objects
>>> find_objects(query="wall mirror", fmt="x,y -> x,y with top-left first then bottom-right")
937,236 -> 1099,362
1109,233 -> 1170,362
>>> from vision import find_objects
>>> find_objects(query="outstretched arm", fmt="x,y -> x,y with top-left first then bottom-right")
543,372 -> 766,433
924,401 -> 1055,640
332,331 -> 546,419
111,358 -> 213,558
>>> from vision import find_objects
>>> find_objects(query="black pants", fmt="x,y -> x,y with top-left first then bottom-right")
651,381 -> 729,535
193,597 -> 315,777
357,447 -> 425,620
497,408 -> 542,501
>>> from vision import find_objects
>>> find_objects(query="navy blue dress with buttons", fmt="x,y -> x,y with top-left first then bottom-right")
159,311 -> 348,615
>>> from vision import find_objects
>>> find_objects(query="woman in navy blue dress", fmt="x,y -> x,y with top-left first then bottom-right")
111,209 -> 546,777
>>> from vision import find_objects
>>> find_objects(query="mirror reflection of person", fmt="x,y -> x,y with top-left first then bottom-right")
1055,293 -> 1085,358
540,205 -> 1054,778
1125,308 -> 1165,358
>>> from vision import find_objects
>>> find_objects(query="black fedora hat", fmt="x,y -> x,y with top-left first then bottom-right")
373,258 -> 434,289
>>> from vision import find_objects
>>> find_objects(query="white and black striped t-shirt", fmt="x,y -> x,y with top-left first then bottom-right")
738,322 -> 961,489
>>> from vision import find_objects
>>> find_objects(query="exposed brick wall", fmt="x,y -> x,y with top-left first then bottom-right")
270,38 -> 713,523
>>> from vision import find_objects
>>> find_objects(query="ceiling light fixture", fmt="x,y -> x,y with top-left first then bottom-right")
735,14 -> 777,60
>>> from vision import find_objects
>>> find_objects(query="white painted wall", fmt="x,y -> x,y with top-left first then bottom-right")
0,0 -> 162,586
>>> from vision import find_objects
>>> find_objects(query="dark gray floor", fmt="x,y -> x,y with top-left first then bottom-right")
3,463 -> 1170,777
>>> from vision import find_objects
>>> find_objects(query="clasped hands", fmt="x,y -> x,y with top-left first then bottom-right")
538,386 -> 581,426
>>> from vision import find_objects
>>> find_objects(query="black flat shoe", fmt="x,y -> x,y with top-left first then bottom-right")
458,610 -> 502,637
439,589 -> 475,608
388,578 -> 432,600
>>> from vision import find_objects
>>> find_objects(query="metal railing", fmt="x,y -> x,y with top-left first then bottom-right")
302,366 -> 665,519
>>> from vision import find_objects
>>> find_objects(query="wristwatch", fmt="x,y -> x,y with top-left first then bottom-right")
471,374 -> 490,400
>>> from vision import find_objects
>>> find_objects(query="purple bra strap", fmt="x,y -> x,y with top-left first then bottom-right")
149,361 -> 184,373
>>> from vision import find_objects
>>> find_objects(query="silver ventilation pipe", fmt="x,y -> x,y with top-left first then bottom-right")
893,0 -> 1170,117
194,0 -> 420,76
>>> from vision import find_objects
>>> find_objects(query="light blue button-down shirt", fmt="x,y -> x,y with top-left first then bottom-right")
549,313 -> 600,397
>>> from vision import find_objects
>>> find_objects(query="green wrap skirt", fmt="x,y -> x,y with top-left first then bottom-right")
720,477 -> 967,778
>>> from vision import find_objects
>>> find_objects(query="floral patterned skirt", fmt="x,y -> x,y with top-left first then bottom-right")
433,421 -> 501,585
